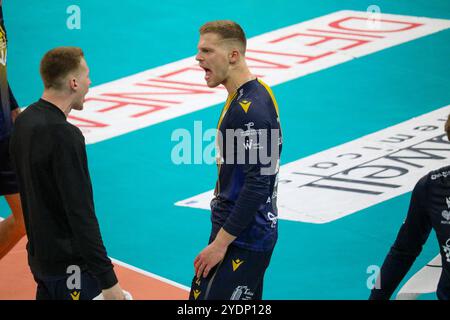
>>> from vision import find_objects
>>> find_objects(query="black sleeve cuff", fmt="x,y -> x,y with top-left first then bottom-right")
222,222 -> 241,238
95,268 -> 118,290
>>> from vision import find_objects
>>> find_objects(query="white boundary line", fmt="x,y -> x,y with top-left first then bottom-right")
0,216 -> 190,292
111,257 -> 190,292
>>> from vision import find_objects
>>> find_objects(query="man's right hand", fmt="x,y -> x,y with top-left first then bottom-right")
102,283 -> 126,300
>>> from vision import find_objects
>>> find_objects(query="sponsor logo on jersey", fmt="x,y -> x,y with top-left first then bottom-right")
431,170 -> 450,180
268,212 -> 278,228
443,239 -> 450,263
442,197 -> 450,224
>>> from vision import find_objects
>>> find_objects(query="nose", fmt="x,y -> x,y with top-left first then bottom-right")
195,52 -> 203,62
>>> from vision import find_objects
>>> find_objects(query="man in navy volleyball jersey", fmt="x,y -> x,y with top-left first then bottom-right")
0,0 -> 26,260
370,114 -> 450,300
189,20 -> 282,300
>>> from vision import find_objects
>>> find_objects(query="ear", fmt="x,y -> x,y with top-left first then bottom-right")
229,49 -> 240,65
69,77 -> 78,91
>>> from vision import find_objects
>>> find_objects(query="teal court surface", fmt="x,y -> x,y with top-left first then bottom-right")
1,0 -> 450,299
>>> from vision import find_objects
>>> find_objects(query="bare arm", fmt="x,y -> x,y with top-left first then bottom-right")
194,228 -> 236,278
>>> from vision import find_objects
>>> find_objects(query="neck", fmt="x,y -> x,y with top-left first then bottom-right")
223,65 -> 255,95
41,90 -> 73,116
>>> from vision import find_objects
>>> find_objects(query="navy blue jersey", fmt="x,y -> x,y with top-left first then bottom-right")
0,6 -> 18,141
210,79 -> 282,252
370,165 -> 450,300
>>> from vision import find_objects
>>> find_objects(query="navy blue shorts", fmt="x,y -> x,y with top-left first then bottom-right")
189,244 -> 274,300
33,270 -> 102,300
0,137 -> 19,196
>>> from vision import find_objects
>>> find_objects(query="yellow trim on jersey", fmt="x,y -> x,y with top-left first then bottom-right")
215,92 -> 238,195
257,79 -> 280,118
217,92 -> 237,130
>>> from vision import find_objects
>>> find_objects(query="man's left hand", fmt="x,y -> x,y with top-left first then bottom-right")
194,241 -> 227,278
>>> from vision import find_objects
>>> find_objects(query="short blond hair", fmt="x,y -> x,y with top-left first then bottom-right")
199,20 -> 246,54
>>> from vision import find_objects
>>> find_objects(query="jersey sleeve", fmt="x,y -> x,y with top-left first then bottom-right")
369,175 -> 432,300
